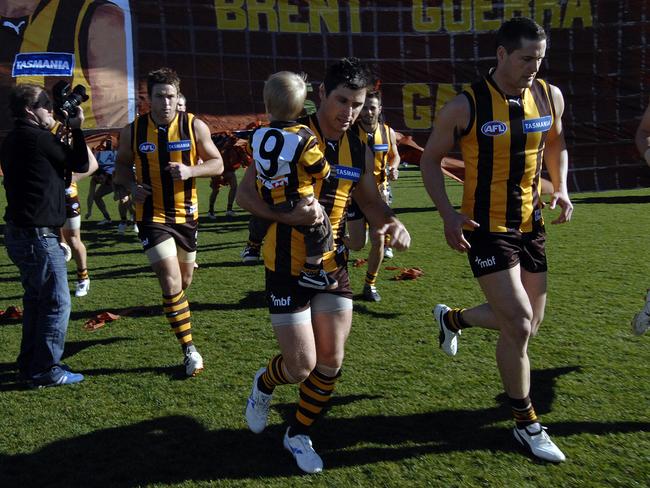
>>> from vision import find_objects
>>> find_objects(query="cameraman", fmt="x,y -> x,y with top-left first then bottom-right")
1,83 -> 89,388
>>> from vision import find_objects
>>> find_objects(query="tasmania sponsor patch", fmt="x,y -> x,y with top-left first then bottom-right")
333,165 -> 361,182
167,140 -> 191,152
523,116 -> 552,133
12,52 -> 74,77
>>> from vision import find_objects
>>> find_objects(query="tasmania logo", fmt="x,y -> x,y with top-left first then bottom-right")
12,52 -> 74,77
480,121 -> 508,137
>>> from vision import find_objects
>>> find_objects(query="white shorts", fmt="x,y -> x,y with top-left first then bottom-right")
145,238 -> 197,265
63,215 -> 81,231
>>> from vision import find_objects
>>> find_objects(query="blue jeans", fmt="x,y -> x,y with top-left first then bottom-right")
4,224 -> 71,385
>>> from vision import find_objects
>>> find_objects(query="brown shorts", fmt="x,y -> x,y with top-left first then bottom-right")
464,226 -> 547,278
265,266 -> 353,314
137,221 -> 198,253
65,195 -> 81,219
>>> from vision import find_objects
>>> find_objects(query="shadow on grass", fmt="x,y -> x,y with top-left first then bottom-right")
352,302 -> 402,319
0,337 -> 133,392
2,365 -> 649,486
391,206 -> 437,214
69,292 -> 267,322
61,337 -> 132,361
572,194 -> 650,205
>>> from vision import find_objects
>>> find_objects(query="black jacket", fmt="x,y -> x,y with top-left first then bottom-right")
1,120 -> 89,227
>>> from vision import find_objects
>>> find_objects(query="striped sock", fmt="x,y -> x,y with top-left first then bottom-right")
291,368 -> 340,435
365,271 -> 378,286
444,308 -> 471,332
302,262 -> 320,276
163,291 -> 193,351
510,395 -> 539,428
77,268 -> 89,281
259,354 -> 292,394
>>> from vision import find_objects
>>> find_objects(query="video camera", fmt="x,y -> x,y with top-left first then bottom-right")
52,81 -> 89,120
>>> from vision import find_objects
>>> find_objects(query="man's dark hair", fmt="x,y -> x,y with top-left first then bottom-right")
496,17 -> 546,54
323,57 -> 372,96
147,67 -> 181,96
366,90 -> 382,104
8,83 -> 43,118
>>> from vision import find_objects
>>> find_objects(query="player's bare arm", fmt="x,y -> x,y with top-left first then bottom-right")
635,103 -> 650,166
167,118 -> 224,181
71,147 -> 99,183
352,147 -> 410,251
87,3 -> 127,128
236,164 -> 323,227
420,95 -> 478,252
543,84 -> 573,224
114,124 -> 151,203
387,127 -> 400,179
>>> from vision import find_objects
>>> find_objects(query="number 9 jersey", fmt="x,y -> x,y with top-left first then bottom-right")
251,120 -> 330,206
261,114 -> 367,276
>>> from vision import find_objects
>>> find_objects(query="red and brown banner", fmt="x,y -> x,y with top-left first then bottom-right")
1,1 -> 648,191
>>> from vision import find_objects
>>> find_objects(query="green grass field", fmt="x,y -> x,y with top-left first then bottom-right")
0,169 -> 649,487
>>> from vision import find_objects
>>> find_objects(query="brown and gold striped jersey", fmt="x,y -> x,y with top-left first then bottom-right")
3,0 -> 104,128
262,114 -> 366,275
131,111 -> 199,224
460,74 -> 554,233
251,121 -> 330,206
357,122 -> 394,188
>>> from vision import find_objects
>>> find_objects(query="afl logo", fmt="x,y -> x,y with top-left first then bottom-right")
481,121 -> 508,137
139,142 -> 156,153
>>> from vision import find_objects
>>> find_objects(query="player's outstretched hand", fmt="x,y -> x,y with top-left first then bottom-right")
443,211 -> 479,253
549,191 -> 573,224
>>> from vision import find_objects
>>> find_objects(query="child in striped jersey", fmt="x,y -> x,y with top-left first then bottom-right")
250,71 -> 337,290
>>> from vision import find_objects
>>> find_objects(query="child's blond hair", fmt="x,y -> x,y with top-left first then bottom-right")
263,71 -> 307,121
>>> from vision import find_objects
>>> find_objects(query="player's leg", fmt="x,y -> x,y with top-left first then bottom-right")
241,216 -> 269,263
208,177 -> 219,219
225,172 -> 238,217
282,291 -> 352,473
245,278 -> 313,436
363,225 -> 384,302
94,182 -> 113,222
476,266 -> 534,399
62,220 -> 89,297
141,223 -> 202,377
298,217 -> 337,290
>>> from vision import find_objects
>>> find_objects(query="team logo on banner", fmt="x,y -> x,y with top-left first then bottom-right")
139,142 -> 156,153
333,165 -> 361,182
12,52 -> 74,77
167,140 -> 191,152
480,121 -> 508,137
523,116 -> 552,133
